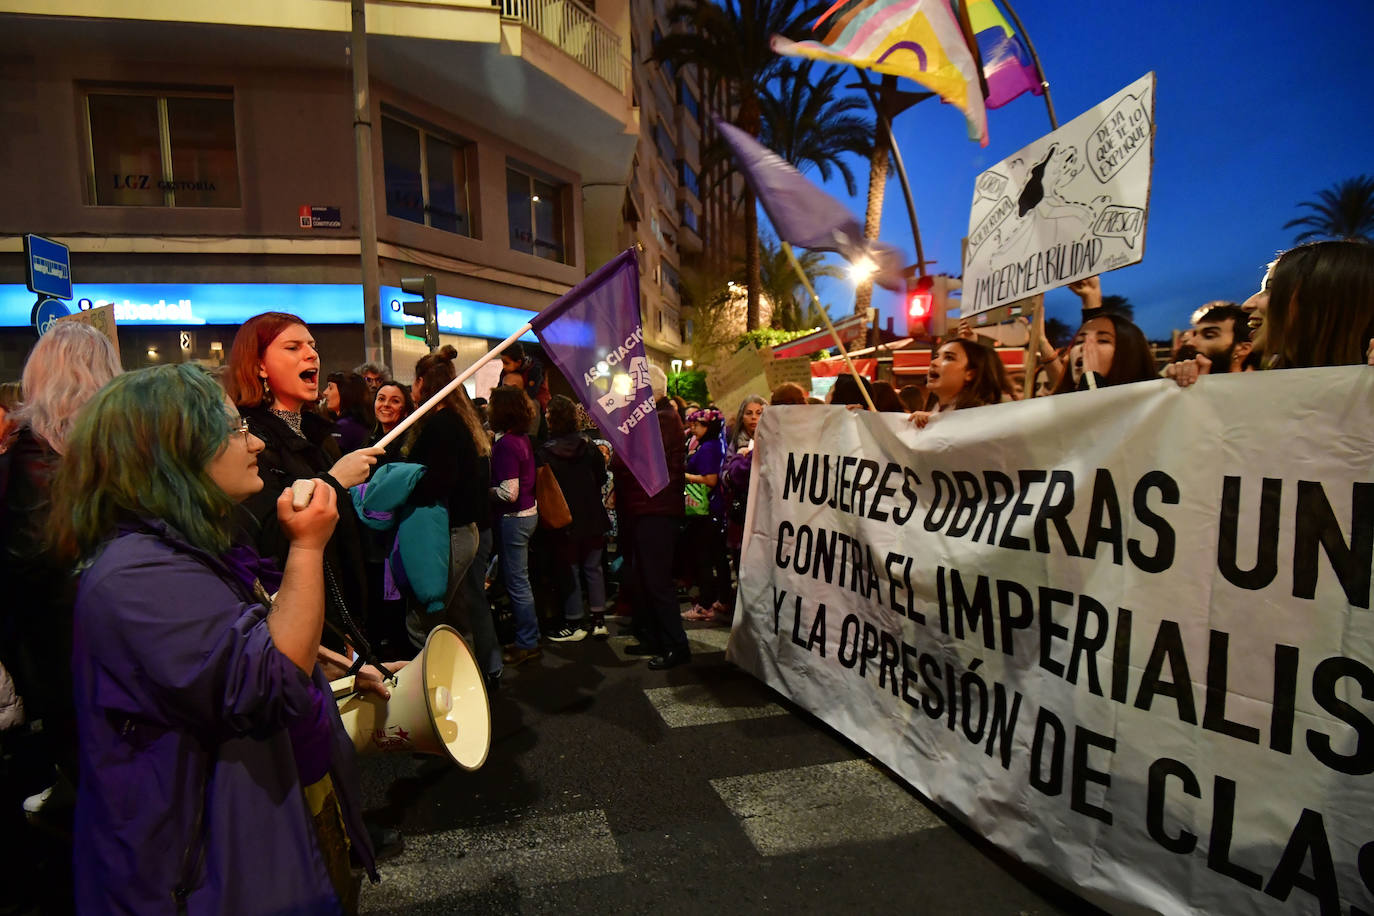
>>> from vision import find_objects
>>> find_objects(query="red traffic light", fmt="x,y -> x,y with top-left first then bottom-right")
907,275 -> 934,319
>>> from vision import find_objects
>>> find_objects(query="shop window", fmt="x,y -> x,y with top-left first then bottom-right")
87,89 -> 240,207
507,165 -> 567,263
382,113 -> 477,237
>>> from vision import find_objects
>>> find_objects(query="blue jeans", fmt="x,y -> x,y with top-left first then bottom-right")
561,545 -> 605,624
499,513 -> 540,649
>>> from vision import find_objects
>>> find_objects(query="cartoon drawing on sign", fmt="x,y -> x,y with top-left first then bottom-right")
964,73 -> 1156,316
991,144 -> 1110,261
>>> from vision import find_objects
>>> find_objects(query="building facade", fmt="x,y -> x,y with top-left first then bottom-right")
0,0 -> 638,381
616,0 -> 742,367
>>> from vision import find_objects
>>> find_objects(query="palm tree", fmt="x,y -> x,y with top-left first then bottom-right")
1284,175 -> 1374,242
758,61 -> 873,197
759,231 -> 843,330
654,0 -> 828,330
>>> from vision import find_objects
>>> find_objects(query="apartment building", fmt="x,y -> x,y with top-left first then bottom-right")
614,0 -> 742,367
0,0 -> 638,380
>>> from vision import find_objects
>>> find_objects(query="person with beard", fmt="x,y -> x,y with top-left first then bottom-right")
1169,240 -> 1374,386
1172,302 -> 1252,375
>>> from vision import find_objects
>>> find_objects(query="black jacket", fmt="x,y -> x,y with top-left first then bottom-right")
538,433 -> 611,540
403,409 -> 488,528
611,401 -> 686,518
234,406 -> 368,651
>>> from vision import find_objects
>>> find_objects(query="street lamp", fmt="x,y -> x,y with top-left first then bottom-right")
848,256 -> 877,284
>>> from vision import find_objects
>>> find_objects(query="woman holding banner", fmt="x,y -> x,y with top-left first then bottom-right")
1051,312 -> 1157,394
719,395 -> 767,621
51,364 -> 375,913
1168,240 -> 1374,385
908,339 -> 1007,427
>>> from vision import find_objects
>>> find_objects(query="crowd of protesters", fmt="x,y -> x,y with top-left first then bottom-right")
0,238 -> 1370,913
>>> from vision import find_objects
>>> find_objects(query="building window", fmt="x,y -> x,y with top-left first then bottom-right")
678,82 -> 700,121
382,114 -> 476,236
507,166 -> 567,263
652,120 -> 677,166
678,161 -> 700,198
87,89 -> 240,207
680,204 -> 699,233
661,259 -> 681,295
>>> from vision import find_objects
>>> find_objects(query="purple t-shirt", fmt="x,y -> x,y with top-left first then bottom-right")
491,432 -> 537,514
686,437 -> 724,476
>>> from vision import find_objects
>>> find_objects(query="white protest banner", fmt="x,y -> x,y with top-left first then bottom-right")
728,367 -> 1374,915
964,73 -> 1156,317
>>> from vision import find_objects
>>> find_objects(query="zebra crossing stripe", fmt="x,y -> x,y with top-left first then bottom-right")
643,682 -> 788,728
359,809 -> 623,909
711,759 -> 944,856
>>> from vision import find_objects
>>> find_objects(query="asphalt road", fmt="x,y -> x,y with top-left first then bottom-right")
354,617 -> 1100,915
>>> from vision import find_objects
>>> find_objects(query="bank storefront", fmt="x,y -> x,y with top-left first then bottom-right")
0,282 -> 539,382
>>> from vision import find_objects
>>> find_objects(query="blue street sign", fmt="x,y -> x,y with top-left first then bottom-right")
23,235 -> 72,300
31,297 -> 71,336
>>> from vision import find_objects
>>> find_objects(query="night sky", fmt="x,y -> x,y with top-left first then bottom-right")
807,0 -> 1374,339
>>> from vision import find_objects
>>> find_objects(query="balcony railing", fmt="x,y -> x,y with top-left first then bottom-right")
501,0 -> 625,92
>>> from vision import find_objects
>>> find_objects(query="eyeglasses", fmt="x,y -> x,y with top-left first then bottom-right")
229,418 -> 251,439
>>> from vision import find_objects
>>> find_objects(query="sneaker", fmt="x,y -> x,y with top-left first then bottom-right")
548,625 -> 588,643
591,621 -> 609,639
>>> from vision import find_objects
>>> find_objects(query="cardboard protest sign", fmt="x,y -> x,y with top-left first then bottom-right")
760,345 -> 814,391
57,305 -> 121,366
964,72 -> 1155,317
708,344 -> 770,414
729,367 -> 1374,915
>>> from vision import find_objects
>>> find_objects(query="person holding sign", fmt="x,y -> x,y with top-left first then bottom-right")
907,339 -> 1007,427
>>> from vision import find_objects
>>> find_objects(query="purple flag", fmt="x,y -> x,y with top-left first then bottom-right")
529,249 -> 669,496
715,119 -> 903,291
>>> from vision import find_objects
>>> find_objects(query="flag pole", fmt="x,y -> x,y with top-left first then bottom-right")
995,0 -> 1058,129
375,322 -> 532,450
782,241 -> 877,412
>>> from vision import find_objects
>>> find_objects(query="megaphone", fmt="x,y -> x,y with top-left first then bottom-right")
332,625 -> 490,770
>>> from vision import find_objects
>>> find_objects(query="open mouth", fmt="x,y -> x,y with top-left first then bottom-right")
300,369 -> 319,385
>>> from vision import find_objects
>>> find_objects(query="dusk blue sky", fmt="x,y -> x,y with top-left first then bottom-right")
804,0 -> 1374,339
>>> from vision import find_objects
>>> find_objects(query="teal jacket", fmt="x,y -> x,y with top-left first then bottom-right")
351,463 -> 449,613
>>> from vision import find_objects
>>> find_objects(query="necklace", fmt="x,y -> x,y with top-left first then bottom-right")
269,407 -> 304,438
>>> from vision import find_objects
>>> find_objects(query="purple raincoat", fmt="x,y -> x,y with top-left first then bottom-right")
71,521 -> 376,914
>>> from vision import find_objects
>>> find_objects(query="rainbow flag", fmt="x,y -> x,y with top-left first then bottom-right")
963,0 -> 1042,109
772,0 -> 988,147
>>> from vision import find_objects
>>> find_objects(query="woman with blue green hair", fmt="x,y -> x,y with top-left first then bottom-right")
50,363 -> 377,914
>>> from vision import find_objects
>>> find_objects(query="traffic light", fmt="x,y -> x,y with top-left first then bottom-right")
929,275 -> 961,339
401,274 -> 438,350
905,275 -> 934,338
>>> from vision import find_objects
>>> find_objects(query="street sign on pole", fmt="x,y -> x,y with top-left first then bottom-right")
31,297 -> 71,336
23,234 -> 72,300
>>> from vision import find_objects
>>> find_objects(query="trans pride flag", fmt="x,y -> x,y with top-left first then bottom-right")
962,0 -> 1042,109
772,0 -> 988,147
